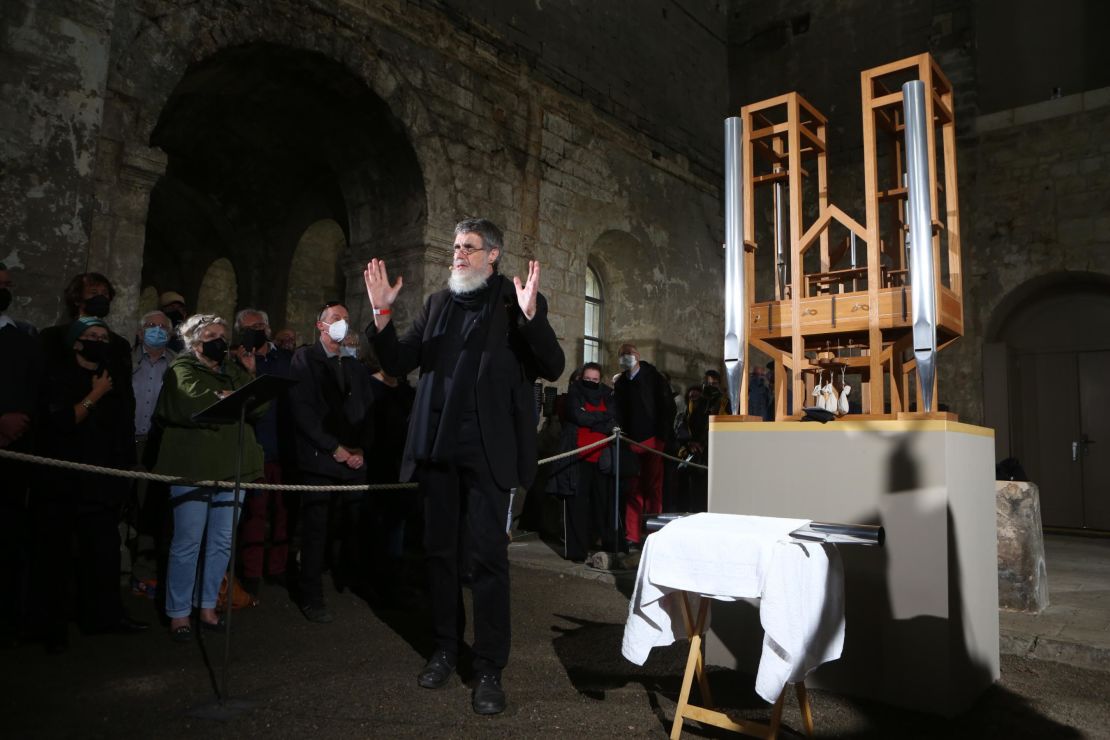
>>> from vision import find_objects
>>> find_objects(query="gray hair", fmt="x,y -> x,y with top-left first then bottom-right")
234,307 -> 270,330
179,313 -> 228,348
455,217 -> 503,271
139,310 -> 170,328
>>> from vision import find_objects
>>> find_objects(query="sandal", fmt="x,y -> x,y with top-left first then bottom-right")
170,624 -> 193,643
198,616 -> 229,633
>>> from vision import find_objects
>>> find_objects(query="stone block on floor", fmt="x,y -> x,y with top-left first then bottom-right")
997,481 -> 1050,613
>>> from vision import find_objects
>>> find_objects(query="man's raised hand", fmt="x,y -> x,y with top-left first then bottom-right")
513,260 -> 540,321
363,259 -> 403,313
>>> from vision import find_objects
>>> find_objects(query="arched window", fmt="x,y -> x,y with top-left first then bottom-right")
583,265 -> 604,364
196,258 -> 238,323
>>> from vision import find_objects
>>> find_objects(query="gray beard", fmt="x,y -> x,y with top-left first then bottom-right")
448,268 -> 490,295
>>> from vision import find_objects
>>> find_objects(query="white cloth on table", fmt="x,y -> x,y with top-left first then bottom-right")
620,512 -> 845,703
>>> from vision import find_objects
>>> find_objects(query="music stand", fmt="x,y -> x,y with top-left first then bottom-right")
192,372 -> 296,707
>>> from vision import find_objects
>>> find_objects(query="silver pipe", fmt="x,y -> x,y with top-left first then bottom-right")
903,80 -> 937,413
790,521 -> 885,546
774,168 -> 786,297
724,117 -> 746,415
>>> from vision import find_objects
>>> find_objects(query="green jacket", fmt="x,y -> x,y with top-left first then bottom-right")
152,353 -> 267,483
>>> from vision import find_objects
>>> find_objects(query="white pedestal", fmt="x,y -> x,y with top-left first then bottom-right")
705,419 -> 999,717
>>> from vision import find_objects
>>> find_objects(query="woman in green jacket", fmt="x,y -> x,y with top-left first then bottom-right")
153,313 -> 264,641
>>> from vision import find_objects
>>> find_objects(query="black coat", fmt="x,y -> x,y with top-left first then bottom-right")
288,341 -> 374,481
36,358 -> 135,508
368,275 -> 565,490
614,360 -> 674,442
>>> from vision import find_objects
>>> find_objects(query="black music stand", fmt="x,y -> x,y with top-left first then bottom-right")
191,373 -> 296,708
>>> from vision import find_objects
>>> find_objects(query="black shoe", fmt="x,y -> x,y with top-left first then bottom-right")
198,615 -> 229,633
240,576 -> 261,597
417,650 -> 456,689
116,615 -> 151,634
471,672 -> 506,715
264,572 -> 287,588
301,604 -> 334,624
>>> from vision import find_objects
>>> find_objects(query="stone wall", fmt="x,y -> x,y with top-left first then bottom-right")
1,0 -> 729,390
1,0 -> 118,325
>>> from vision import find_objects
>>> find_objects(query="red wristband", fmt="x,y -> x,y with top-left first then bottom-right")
373,308 -> 391,316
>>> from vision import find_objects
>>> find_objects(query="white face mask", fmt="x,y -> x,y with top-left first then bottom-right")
619,354 -> 636,370
340,345 -> 358,359
326,318 -> 348,342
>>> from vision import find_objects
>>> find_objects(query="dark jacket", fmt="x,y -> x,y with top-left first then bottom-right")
368,274 -> 565,490
614,360 -> 673,442
252,345 -> 295,464
0,323 -> 42,455
288,340 -> 374,481
37,356 -> 135,507
39,323 -> 135,422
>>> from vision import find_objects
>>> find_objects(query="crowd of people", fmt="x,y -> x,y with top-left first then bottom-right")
0,264 -> 416,651
541,347 -> 756,563
0,220 -> 765,714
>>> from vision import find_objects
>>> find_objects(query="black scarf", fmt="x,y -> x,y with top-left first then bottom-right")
411,276 -> 499,463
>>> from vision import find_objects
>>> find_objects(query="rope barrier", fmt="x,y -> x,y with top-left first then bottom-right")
622,435 -> 710,471
0,429 -> 710,490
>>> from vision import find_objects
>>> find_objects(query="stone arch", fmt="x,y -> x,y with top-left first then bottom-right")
138,286 -> 159,317
114,6 -> 449,218
982,270 -> 1110,463
286,219 -> 348,345
98,6 -> 454,331
196,257 -> 238,323
141,41 -> 429,333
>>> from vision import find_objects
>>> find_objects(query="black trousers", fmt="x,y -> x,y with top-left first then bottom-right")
32,502 -> 124,637
419,412 -> 512,674
564,460 -> 615,560
298,474 -> 366,608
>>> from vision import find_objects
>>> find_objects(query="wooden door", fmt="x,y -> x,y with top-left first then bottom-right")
1026,350 -> 1110,530
1078,351 -> 1110,530
1023,352 -> 1084,528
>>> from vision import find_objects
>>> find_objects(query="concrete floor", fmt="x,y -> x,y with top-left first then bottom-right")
3,531 -> 1107,739
999,533 -> 1110,672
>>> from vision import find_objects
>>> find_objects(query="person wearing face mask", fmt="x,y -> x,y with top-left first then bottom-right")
31,317 -> 145,650
129,310 -> 176,583
159,291 -> 188,353
233,308 -> 295,597
613,343 -> 674,551
561,362 -> 617,561
132,310 -> 176,454
39,273 -> 136,428
288,301 -> 374,623
151,314 -> 265,642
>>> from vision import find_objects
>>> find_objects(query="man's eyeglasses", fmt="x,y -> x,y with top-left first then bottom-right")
453,244 -> 486,257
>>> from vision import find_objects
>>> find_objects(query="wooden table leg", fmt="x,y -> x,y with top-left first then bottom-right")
796,682 -> 814,737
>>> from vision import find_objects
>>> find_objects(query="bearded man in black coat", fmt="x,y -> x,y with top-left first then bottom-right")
364,218 -> 564,716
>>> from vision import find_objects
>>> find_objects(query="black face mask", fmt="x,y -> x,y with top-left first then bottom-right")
77,340 -> 109,365
240,328 -> 267,350
165,310 -> 184,325
83,294 -> 111,318
200,337 -> 228,364
0,288 -> 11,313
580,380 -> 600,390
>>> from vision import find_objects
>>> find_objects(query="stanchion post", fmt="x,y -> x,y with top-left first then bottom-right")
613,426 -> 622,554
220,396 -> 250,703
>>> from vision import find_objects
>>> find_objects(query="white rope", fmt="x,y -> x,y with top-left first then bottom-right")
0,430 -> 711,491
622,435 -> 710,471
0,432 -> 621,492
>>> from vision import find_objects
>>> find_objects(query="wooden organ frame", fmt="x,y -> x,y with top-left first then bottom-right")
738,53 -> 964,420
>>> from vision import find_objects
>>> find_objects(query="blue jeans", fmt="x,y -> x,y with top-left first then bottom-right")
165,486 -> 242,619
